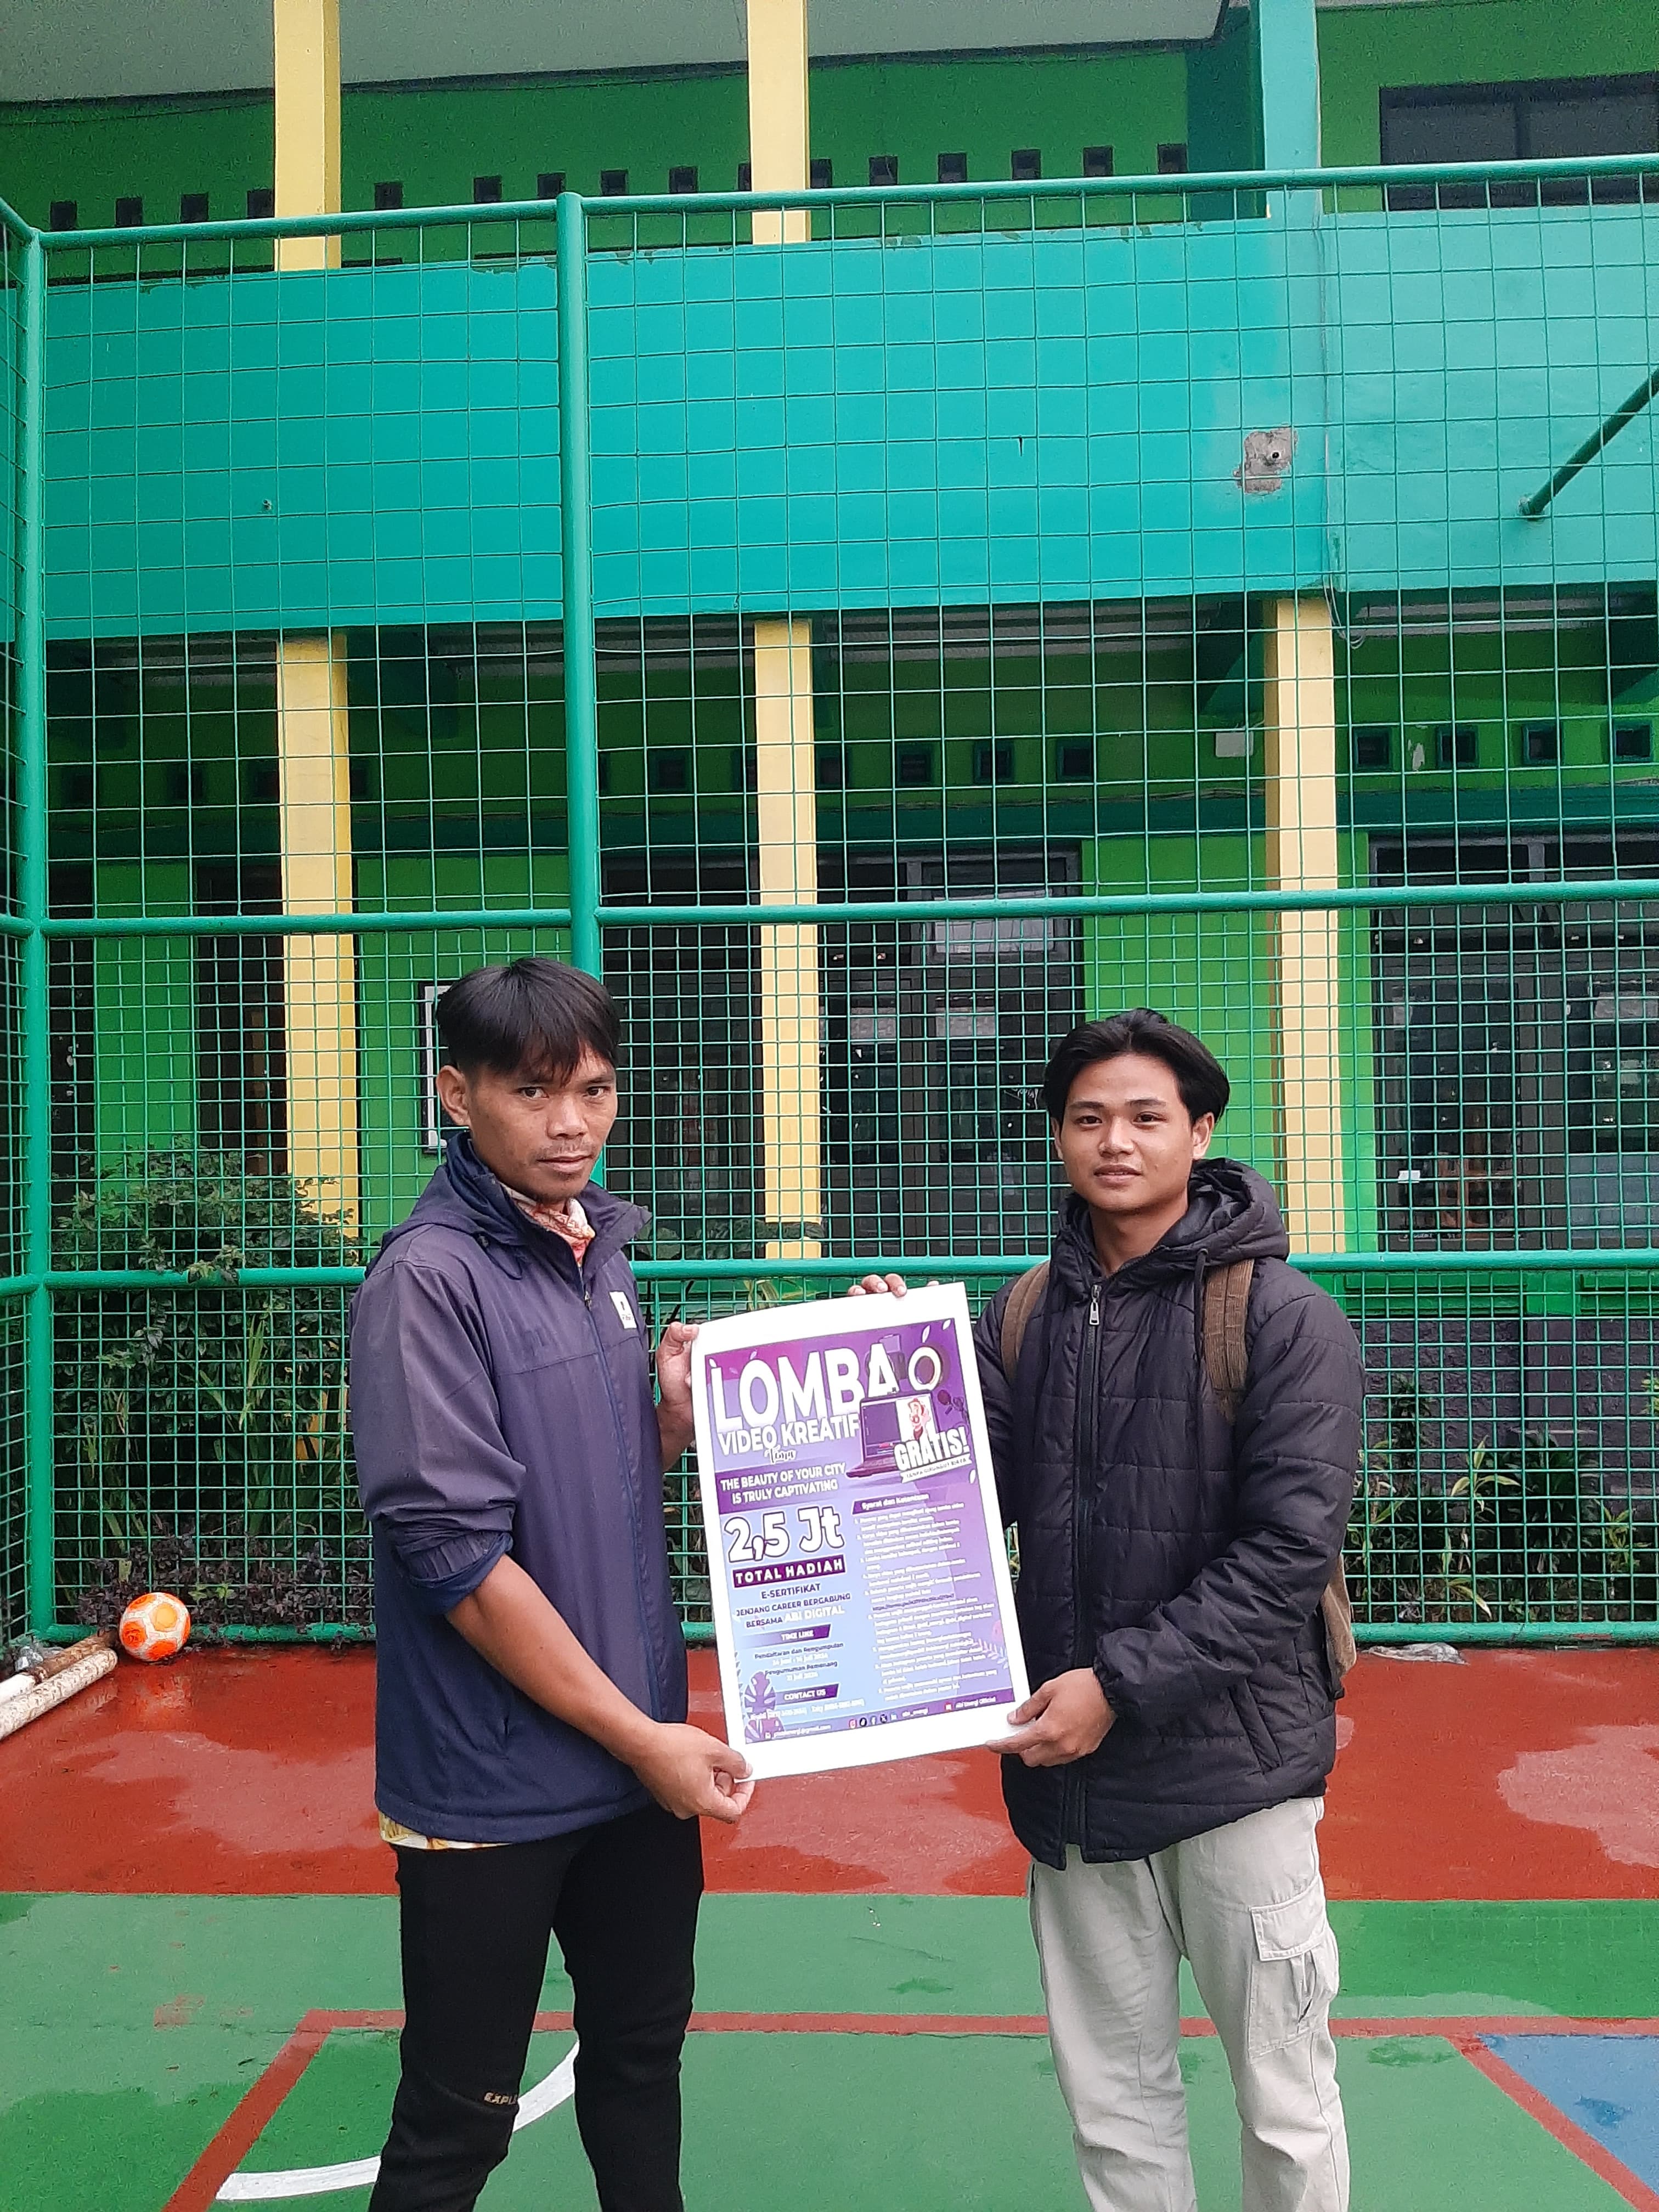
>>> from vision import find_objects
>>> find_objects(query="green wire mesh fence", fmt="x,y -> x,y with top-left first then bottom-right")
5,159 -> 1659,1643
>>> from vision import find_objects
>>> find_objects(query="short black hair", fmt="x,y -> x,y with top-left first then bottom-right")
1041,1009 -> 1229,1125
435,957 -> 620,1082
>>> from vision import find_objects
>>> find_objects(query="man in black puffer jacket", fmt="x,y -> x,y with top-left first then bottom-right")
975,1009 -> 1363,2212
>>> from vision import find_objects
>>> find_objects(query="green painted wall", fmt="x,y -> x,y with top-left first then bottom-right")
0,92 -> 270,232
0,48 -> 1201,234
1318,0 -> 1659,170
89,864 -> 196,1161
1079,830 -> 1379,1254
354,851 -> 571,1239
7,6 -> 1654,232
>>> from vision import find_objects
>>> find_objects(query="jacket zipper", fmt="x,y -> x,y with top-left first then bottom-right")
1062,1280 -> 1103,1845
578,1252 -> 664,1724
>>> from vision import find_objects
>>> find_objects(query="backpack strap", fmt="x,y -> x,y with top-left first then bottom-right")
1201,1259 -> 1254,1424
1201,1256 -> 1357,1681
999,1261 -> 1051,1379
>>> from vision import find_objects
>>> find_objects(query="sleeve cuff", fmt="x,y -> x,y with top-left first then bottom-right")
391,1531 -> 509,1617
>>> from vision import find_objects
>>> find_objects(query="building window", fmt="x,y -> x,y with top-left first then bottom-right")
896,744 -> 936,786
1353,726 -> 1393,771
736,161 -> 753,190
809,156 -> 833,189
180,191 -> 209,222
938,153 -> 968,184
1381,75 -> 1659,207
1435,724 -> 1478,769
114,196 -> 144,227
600,169 -> 629,197
1057,740 -> 1094,781
1082,145 -> 1114,178
648,749 -> 690,794
972,741 -> 1015,783
374,180 -> 404,211
1011,149 -> 1042,182
472,174 -> 503,204
537,171 -> 565,200
1614,721 -> 1655,761
815,744 -> 847,788
247,186 -> 275,219
1519,722 -> 1560,765
869,154 -> 899,187
49,200 -> 78,231
669,165 -> 698,194
1156,143 -> 1189,176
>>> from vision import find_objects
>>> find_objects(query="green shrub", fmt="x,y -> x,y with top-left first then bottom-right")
53,1149 -> 370,1632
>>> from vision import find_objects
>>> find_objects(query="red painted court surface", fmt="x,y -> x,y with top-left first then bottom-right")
8,1645 -> 1659,2212
6,1643 -> 1657,1898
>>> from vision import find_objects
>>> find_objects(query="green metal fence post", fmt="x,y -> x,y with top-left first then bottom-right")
18,231 -> 54,1634
555,192 -> 601,982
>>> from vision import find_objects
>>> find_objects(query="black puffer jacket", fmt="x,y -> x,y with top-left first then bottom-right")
975,1159 -> 1363,1868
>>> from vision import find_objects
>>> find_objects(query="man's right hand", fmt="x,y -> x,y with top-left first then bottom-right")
631,1722 -> 755,1824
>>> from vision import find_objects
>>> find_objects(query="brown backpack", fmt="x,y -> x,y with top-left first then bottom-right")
1000,1259 -> 1357,1681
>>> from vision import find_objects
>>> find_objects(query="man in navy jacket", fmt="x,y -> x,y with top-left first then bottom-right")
351,956 -> 751,2212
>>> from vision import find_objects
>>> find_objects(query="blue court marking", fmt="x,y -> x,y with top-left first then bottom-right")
1484,2035 -> 1659,2192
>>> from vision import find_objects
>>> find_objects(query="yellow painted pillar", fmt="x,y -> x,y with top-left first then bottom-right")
270,0 -> 356,1216
276,635 -> 359,1218
1263,594 -> 1346,1252
746,0 -> 820,1257
746,0 -> 811,245
273,0 -> 340,271
753,622 -> 821,1259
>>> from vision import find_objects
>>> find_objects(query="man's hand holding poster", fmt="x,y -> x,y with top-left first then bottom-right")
690,1283 -> 1029,1778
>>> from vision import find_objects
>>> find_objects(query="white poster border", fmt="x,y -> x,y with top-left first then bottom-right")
690,1282 -> 1029,1780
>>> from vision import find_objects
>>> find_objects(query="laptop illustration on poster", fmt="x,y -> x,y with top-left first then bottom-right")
848,1390 -> 939,1479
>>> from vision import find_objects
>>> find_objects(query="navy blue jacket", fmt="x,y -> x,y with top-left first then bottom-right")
975,1161 -> 1363,1867
349,1136 -> 685,1843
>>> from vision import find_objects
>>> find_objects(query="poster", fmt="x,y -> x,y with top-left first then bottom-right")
690,1283 -> 1029,1778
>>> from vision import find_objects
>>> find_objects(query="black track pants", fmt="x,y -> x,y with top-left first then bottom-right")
368,1803 -> 704,2212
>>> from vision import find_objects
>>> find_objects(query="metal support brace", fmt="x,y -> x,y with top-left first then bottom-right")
1264,595 -> 1347,1254
1519,365 -> 1659,518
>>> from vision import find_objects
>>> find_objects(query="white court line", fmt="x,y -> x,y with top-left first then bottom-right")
215,2040 -> 579,2200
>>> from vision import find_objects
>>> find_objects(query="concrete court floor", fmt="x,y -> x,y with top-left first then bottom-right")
2,1645 -> 1657,2212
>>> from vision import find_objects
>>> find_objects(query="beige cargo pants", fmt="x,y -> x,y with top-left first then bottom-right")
1030,1797 -> 1348,2212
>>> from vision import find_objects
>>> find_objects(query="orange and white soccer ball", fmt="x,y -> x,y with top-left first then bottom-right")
119,1590 -> 191,1662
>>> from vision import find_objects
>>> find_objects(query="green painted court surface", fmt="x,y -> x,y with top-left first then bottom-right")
6,1894 -> 1658,2212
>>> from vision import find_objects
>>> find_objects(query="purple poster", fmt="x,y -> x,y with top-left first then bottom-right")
691,1284 -> 1028,1778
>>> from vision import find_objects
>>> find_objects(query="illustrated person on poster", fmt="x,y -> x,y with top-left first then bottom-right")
970,1010 -> 1364,2212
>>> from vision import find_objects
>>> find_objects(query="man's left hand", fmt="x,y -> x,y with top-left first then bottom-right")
656,1317 -> 698,1406
996,1668 -> 1115,1767
656,1319 -> 699,1463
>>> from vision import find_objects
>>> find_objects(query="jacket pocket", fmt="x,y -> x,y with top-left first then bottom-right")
1246,1874 -> 1340,2057
1230,1679 -> 1284,1772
